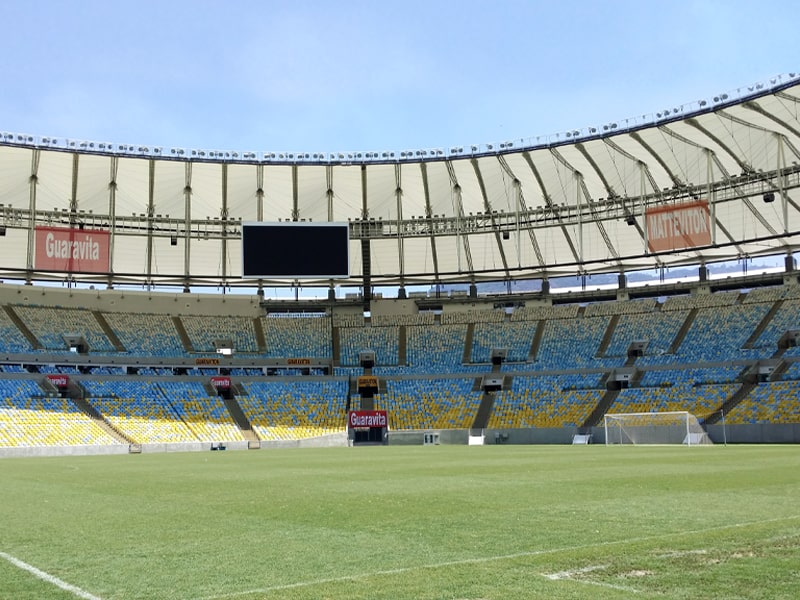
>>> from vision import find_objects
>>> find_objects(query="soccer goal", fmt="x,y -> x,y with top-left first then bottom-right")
603,411 -> 713,445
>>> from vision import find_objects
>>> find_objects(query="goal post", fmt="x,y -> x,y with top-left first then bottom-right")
603,411 -> 712,445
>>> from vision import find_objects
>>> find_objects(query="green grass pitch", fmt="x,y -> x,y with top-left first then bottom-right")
1,445 -> 799,599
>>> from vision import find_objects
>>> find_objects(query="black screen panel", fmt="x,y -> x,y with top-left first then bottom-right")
241,222 -> 350,279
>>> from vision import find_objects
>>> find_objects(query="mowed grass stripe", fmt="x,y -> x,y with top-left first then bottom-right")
194,514 -> 800,600
0,445 -> 798,599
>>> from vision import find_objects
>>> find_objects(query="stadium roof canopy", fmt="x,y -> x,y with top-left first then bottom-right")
2,73 -> 800,291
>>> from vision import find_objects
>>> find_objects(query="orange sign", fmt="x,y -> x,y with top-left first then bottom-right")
195,358 -> 220,365
357,376 -> 379,389
646,201 -> 711,252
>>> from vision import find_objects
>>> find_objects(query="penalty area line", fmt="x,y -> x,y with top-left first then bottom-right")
0,551 -> 105,600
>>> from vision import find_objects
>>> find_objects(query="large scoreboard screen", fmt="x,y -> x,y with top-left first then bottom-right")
241,222 -> 350,279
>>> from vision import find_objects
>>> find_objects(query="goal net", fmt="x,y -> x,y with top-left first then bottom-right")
603,411 -> 712,445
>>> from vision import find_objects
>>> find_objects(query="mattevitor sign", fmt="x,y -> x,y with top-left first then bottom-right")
34,226 -> 111,273
646,200 -> 711,252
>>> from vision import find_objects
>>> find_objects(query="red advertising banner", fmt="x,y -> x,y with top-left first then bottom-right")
46,374 -> 69,388
34,226 -> 111,273
210,376 -> 231,389
646,201 -> 711,252
348,410 -> 388,429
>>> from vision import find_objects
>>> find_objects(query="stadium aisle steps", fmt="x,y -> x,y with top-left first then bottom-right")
93,311 -> 126,352
172,317 -> 194,352
70,394 -> 134,444
3,305 -> 40,349
221,394 -> 259,442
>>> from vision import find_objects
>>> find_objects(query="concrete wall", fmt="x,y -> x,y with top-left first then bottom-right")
1,426 -> 798,459
0,283 -> 262,317
0,433 -> 348,459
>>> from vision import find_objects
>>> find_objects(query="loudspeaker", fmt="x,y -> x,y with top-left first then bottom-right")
502,231 -> 510,240
170,236 -> 178,245
763,192 -> 775,203
0,226 -> 5,236
625,216 -> 636,226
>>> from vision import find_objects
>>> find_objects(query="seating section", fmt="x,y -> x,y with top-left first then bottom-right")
488,375 -> 603,428
638,367 -> 742,387
14,305 -> 115,352
662,291 -> 740,311
0,379 -> 118,447
535,315 -> 614,369
406,324 -> 467,372
511,303 -> 580,322
605,310 -> 688,357
84,380 -> 241,443
441,309 -> 505,324
2,283 -> 800,449
584,298 -> 657,317
608,383 -> 737,420
751,299 -> 800,350
339,325 -> 399,366
239,380 -> 347,440
672,303 -> 769,362
375,378 -> 483,430
0,308 -> 33,352
104,312 -> 185,356
726,381 -> 800,424
181,315 -> 259,353
261,315 -> 331,358
471,321 -> 538,363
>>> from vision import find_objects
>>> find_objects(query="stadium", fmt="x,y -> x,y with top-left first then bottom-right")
2,73 -> 800,453
2,73 -> 800,600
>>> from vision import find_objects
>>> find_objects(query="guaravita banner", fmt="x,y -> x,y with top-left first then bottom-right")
34,226 -> 111,273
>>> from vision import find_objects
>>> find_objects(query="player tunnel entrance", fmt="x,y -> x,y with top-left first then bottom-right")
348,374 -> 388,445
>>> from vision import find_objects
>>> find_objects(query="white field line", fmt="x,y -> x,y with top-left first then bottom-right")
544,564 -> 609,579
193,514 -> 800,600
542,564 -> 641,593
0,551 -> 105,600
656,549 -> 708,559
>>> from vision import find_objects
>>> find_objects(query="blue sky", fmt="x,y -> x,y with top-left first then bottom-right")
0,0 -> 797,155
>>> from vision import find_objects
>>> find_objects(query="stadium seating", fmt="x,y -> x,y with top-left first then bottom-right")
535,315 -> 616,369
181,315 -> 259,353
471,321 -> 538,363
0,308 -> 34,352
607,383 -> 737,421
104,312 -> 185,356
405,324 -> 467,372
1,281 -> 799,450
604,309 -> 688,357
239,380 -> 347,440
488,375 -> 603,428
261,315 -> 331,358
14,305 -> 116,352
0,379 -> 118,447
375,378 -> 482,430
725,380 -> 800,424
338,325 -> 399,366
83,380 -> 201,443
